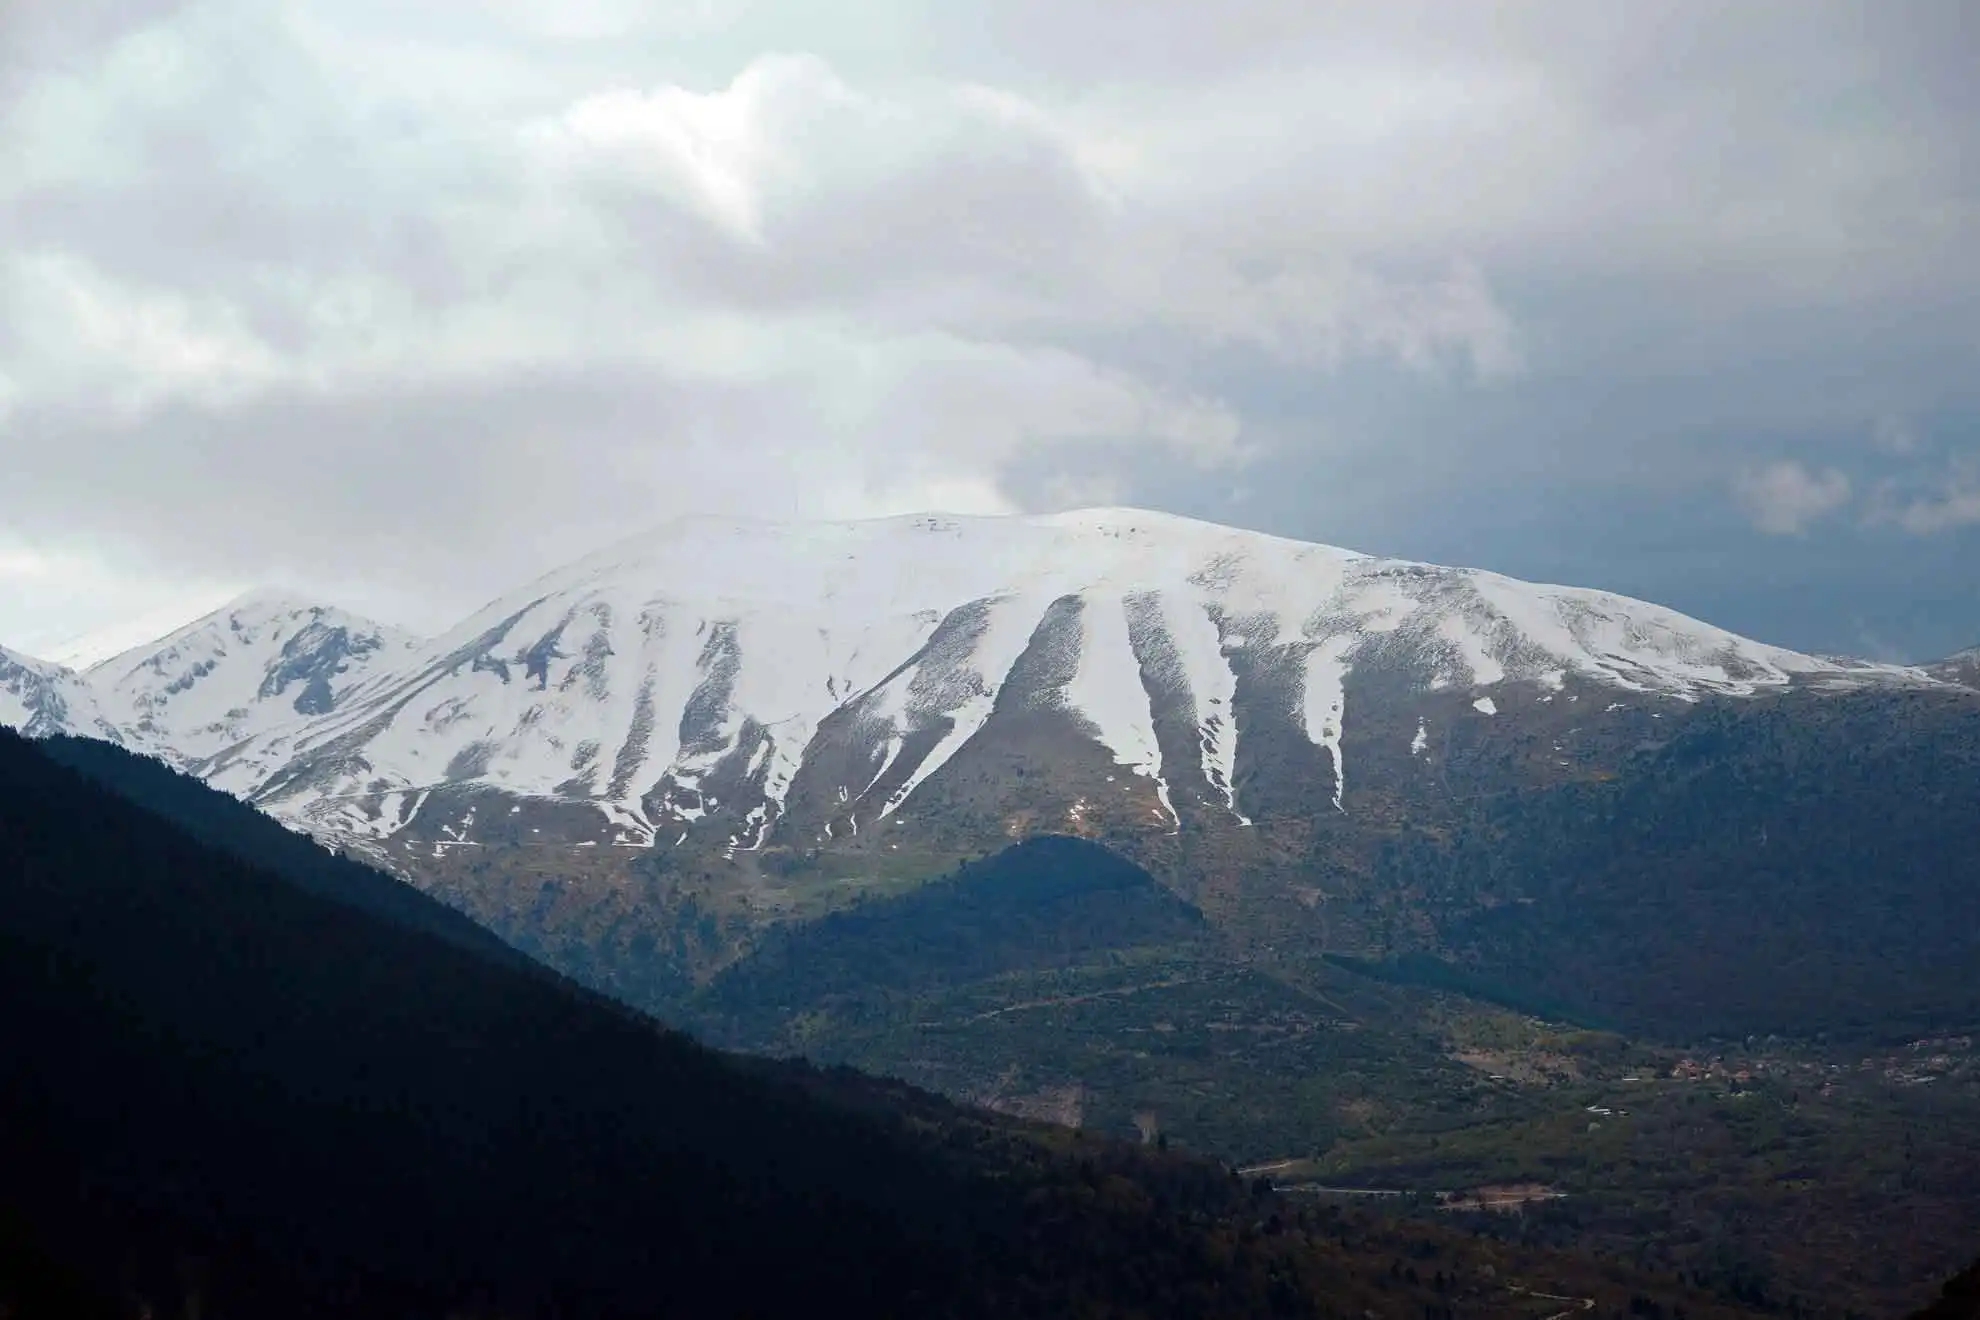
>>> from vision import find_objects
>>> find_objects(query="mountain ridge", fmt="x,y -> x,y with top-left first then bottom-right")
7,507 -> 1939,853
2,507 -> 1968,1009
4,516 -> 1975,1317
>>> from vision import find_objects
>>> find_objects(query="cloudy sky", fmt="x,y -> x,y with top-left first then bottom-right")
1,0 -> 1975,662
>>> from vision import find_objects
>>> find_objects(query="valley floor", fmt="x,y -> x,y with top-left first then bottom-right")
698,952 -> 1980,1317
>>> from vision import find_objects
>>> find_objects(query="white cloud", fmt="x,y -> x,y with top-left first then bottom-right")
2,252 -> 288,419
533,55 -> 851,243
0,20 -> 1517,637
1871,458 -> 1980,535
1733,461 -> 1853,535
1895,487 -> 1980,534
0,0 -> 1975,655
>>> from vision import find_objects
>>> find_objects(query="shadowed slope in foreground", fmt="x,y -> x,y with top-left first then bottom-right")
0,728 -> 1773,1318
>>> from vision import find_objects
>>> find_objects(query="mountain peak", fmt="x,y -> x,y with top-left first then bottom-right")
11,509 -> 1955,861
83,593 -> 421,764
216,584 -> 322,615
83,590 -> 366,676
0,644 -> 123,743
164,506 -> 1936,861
509,506 -> 1371,623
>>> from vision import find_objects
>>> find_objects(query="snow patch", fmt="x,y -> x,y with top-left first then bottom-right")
1062,593 -> 1176,827
1301,635 -> 1356,812
878,593 -> 1044,816
1156,592 -> 1246,824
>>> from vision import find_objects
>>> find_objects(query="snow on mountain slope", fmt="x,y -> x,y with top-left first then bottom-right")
183,507 -> 1930,853
1928,645 -> 1980,690
86,591 -> 419,766
0,645 -> 126,742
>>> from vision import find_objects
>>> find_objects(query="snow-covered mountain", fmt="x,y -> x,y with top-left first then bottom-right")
82,591 -> 419,767
7,504 -> 1968,1007
3,509 -> 1952,865
0,645 -> 125,743
142,508 -> 1929,859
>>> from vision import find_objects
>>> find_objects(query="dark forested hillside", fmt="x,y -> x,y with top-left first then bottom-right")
0,729 -> 1768,1318
1373,687 -> 1980,1040
0,730 -> 971,1316
31,732 -> 529,969
1914,1255 -> 1980,1320
698,834 -> 1209,1038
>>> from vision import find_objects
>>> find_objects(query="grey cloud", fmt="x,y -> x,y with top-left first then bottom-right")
1869,455 -> 1980,536
1733,461 -> 1853,536
0,0 -> 1976,660
4,365 -> 797,623
1,334 -> 1241,628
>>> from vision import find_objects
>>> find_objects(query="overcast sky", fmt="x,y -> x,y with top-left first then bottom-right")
1,0 -> 1975,662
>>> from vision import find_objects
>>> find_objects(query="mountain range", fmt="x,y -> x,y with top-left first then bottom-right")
8,508 -> 1980,1312
4,507 -> 1976,1032
6,508 -> 1960,842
